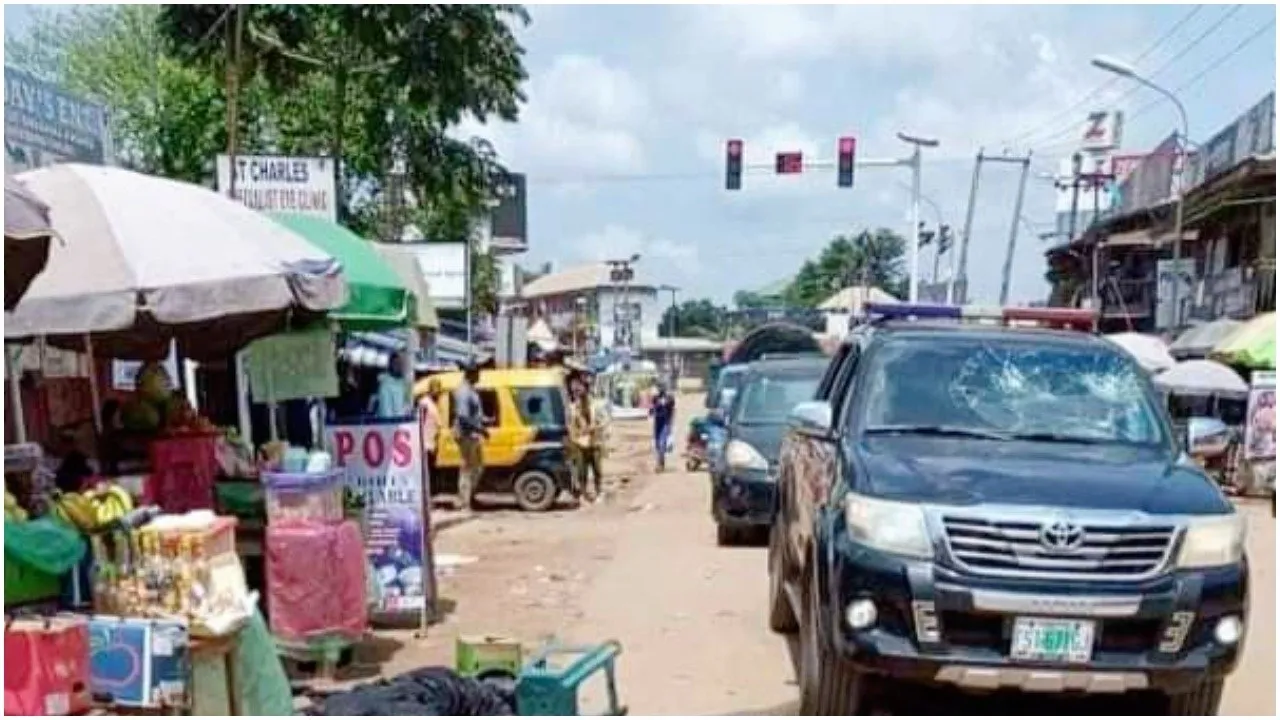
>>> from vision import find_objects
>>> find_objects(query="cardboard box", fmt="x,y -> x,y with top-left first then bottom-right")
87,616 -> 190,709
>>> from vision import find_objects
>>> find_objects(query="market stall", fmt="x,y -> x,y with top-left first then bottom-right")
4,165 -> 348,714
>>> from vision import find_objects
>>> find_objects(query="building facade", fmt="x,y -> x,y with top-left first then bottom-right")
517,263 -> 661,350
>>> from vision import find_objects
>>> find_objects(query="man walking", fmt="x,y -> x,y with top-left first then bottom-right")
649,381 -> 676,472
452,362 -> 488,512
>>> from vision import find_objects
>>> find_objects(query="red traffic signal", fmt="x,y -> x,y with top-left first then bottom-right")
837,136 -> 856,188
775,151 -> 803,175
726,139 -> 744,191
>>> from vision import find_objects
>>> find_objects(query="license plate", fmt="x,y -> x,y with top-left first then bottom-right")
1009,617 -> 1095,664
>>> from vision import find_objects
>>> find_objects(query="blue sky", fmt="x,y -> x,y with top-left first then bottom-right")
7,4 -> 1277,305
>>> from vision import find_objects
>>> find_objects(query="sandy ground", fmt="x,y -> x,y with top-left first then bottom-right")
342,392 -> 1275,715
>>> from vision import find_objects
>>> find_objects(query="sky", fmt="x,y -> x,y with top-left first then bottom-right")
6,4 -> 1277,306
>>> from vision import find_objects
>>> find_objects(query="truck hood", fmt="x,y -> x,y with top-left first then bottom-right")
854,435 -> 1232,515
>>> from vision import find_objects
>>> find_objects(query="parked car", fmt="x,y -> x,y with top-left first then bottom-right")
770,304 -> 1248,715
712,356 -> 826,545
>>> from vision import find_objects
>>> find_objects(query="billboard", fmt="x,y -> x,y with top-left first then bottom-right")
4,66 -> 110,170
409,242 -> 468,309
1080,110 -> 1124,152
1201,92 -> 1275,183
1155,258 -> 1196,330
1116,133 -> 1181,214
215,154 -> 337,222
489,172 -> 527,253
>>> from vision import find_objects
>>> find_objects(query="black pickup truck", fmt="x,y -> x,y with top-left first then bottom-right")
769,306 -> 1248,715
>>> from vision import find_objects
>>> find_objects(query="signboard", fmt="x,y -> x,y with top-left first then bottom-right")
1202,92 -> 1275,183
4,66 -> 110,171
215,154 -> 336,221
328,418 -> 435,615
1244,371 -> 1276,461
1117,133 -> 1180,214
1080,110 -> 1123,152
409,242 -> 468,309
1155,258 -> 1196,330
489,172 -> 527,253
775,151 -> 803,174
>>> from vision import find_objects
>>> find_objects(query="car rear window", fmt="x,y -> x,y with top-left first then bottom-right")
734,374 -> 821,425
515,386 -> 566,427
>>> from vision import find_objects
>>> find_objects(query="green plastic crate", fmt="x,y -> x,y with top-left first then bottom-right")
456,635 -> 523,680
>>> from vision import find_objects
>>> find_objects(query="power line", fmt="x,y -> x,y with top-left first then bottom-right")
1001,4 -> 1205,148
1029,17 -> 1275,156
1020,4 -> 1245,151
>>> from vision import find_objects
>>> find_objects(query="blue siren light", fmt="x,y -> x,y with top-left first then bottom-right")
864,302 -> 962,320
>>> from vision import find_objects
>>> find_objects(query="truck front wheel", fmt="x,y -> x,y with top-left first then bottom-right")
797,569 -> 871,715
1164,679 -> 1224,715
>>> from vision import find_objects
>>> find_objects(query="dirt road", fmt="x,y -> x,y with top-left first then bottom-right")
372,394 -> 1276,715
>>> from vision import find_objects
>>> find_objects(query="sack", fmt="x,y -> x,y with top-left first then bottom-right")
4,615 -> 91,716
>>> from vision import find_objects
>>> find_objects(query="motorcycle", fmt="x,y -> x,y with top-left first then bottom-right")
685,424 -> 710,471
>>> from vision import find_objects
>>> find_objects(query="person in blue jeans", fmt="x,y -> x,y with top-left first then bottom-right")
649,382 -> 677,472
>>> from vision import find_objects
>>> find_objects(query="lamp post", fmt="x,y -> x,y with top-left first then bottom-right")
898,132 -> 940,303
1092,54 -> 1191,329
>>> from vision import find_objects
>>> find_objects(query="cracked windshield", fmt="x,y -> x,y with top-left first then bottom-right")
2,2 -> 1274,717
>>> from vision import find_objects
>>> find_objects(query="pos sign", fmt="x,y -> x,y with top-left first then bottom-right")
328,418 -> 434,616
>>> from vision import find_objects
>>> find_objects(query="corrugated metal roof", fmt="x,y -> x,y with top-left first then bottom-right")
520,262 -> 654,298
817,285 -> 898,312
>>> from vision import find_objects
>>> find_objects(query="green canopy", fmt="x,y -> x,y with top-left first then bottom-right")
1212,312 -> 1276,370
271,213 -> 413,330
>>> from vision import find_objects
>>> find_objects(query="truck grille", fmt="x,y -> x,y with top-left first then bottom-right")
940,515 -> 1177,580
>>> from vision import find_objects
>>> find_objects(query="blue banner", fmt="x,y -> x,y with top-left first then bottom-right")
4,66 -> 110,170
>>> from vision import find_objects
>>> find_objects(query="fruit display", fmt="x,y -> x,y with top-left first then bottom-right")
43,483 -> 136,533
118,363 -> 218,438
5,489 -> 28,522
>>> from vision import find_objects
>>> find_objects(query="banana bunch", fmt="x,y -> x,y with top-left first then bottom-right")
85,484 -> 135,528
50,491 -> 100,531
5,490 -> 28,522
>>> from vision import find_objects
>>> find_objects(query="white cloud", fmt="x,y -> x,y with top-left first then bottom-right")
573,224 -> 701,277
454,54 -> 649,179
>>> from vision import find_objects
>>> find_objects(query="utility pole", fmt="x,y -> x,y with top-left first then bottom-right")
950,149 -> 984,305
1065,152 -> 1084,251
998,153 -> 1033,306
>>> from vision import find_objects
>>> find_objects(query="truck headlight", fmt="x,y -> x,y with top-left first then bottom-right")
724,439 -> 768,472
1175,514 -> 1246,569
844,494 -> 933,559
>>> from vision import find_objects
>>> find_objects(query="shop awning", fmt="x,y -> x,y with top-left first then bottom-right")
372,242 -> 440,331
1211,312 -> 1276,370
271,213 -> 412,331
340,330 -> 488,371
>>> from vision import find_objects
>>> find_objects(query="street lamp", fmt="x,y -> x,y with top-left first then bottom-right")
1092,54 -> 1191,329
898,132 -> 941,303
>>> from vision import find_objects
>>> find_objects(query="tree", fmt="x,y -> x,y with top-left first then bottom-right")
660,299 -> 729,338
784,228 -> 907,307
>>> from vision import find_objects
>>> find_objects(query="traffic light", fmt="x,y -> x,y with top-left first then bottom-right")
837,136 -> 856,188
917,222 -> 934,247
725,139 -> 744,190
938,224 -> 953,254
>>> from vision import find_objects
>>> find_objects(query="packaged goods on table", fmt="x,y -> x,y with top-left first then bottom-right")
89,511 -> 251,637
3,614 -> 92,716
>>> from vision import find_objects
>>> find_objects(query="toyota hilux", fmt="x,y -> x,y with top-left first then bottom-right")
769,303 -> 1249,715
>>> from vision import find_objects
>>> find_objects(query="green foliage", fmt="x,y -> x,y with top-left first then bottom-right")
660,298 -> 730,339
783,228 -> 907,308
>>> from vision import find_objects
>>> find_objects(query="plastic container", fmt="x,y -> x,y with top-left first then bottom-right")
262,470 -> 345,524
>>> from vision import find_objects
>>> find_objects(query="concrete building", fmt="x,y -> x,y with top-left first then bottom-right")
519,262 -> 661,349
817,285 -> 899,337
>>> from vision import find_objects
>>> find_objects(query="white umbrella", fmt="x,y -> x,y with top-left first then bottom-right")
5,173 -> 56,311
1105,332 -> 1175,373
5,164 -> 347,360
1169,318 -> 1242,359
1154,359 -> 1249,398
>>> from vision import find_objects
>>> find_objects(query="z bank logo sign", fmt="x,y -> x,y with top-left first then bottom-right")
1081,111 -> 1123,152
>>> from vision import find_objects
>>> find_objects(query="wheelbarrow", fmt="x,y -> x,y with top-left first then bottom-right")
515,639 -> 626,715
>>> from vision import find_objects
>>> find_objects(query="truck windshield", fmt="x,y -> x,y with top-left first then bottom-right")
857,336 -> 1170,447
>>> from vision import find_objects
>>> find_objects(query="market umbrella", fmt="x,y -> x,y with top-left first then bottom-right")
1153,359 -> 1249,398
4,164 -> 347,360
4,173 -> 55,311
372,241 -> 439,331
1169,318 -> 1243,360
1105,332 -> 1175,373
270,213 -> 412,331
1211,312 -> 1276,370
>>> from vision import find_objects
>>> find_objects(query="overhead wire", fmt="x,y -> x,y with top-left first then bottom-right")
1000,4 -> 1206,149
1019,4 -> 1246,152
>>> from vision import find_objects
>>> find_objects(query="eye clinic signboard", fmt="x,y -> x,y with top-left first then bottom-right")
215,154 -> 336,222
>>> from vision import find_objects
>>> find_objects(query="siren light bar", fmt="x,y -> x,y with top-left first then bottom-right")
863,303 -> 1098,331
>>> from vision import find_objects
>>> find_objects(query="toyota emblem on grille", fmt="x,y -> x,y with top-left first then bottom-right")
1039,518 -> 1085,552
